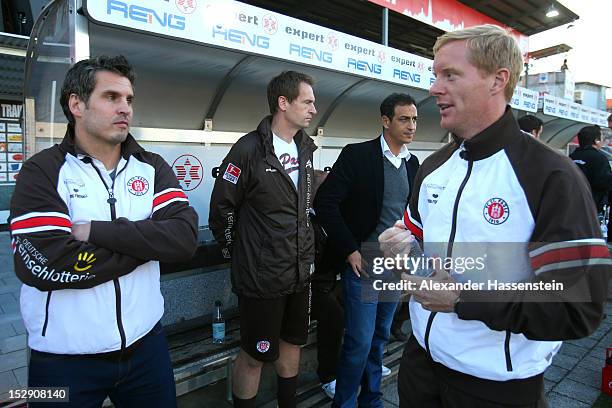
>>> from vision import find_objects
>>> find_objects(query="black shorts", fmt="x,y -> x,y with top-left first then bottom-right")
238,290 -> 309,362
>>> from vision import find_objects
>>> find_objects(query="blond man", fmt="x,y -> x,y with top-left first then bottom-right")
379,25 -> 610,407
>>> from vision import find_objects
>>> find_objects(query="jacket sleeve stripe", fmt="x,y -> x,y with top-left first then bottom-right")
529,238 -> 604,257
153,189 -> 188,206
530,242 -> 611,275
11,213 -> 72,235
153,187 -> 186,199
403,208 -> 423,241
152,197 -> 189,214
535,258 -> 612,276
11,211 -> 70,223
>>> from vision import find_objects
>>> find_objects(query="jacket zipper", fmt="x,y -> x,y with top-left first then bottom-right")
87,158 -> 129,351
41,291 -> 52,336
424,152 -> 473,356
504,330 -> 513,371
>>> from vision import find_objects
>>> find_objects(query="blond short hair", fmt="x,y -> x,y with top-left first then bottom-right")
433,24 -> 523,102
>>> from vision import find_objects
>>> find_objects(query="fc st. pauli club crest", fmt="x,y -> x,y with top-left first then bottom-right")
483,197 -> 509,225
127,176 -> 149,196
256,340 -> 270,353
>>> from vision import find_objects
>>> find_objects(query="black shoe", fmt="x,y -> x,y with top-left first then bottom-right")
391,326 -> 408,342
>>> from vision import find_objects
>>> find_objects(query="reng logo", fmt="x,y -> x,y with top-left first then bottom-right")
347,58 -> 381,74
213,25 -> 270,49
108,0 -> 186,31
289,44 -> 332,63
393,68 -> 421,84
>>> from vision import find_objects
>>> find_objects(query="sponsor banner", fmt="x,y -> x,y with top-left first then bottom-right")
88,0 -> 612,125
86,0 -> 435,91
8,153 -> 23,162
7,123 -> 21,133
87,0 -> 543,97
542,95 -> 608,126
510,87 -> 538,113
569,103 -> 580,120
87,0 -> 540,99
7,162 -> 22,172
8,143 -> 22,153
0,101 -> 23,185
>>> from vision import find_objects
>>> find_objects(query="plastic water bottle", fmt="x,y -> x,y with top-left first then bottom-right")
212,300 -> 225,344
599,207 -> 608,237
408,240 -> 435,277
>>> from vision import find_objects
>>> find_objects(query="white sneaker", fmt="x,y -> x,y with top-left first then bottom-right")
321,379 -> 336,399
381,364 -> 391,376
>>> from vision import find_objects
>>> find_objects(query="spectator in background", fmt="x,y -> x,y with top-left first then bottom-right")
517,114 -> 544,139
608,113 -> 612,242
569,125 -> 612,214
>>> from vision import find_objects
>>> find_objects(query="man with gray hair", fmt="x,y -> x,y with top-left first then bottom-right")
379,25 -> 610,407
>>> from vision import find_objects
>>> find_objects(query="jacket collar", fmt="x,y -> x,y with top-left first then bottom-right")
452,106 -> 519,161
257,115 -> 317,156
573,146 -> 597,153
59,124 -> 145,160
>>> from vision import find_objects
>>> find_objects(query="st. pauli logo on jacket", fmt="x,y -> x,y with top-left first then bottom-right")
127,176 -> 149,196
483,197 -> 510,225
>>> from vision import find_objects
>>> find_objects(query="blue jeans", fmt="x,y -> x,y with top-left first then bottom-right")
28,322 -> 176,408
333,267 -> 399,408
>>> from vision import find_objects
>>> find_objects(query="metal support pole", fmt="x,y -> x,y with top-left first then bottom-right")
382,8 -> 389,46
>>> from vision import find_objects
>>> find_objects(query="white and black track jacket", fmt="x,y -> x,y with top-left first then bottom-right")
10,128 -> 198,355
403,107 -> 610,402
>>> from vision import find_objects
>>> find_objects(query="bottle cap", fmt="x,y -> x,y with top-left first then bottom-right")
214,300 -> 222,307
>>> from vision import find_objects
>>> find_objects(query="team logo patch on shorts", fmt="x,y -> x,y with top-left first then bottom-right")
223,163 -> 241,184
127,176 -> 149,196
483,198 -> 509,225
256,340 -> 270,353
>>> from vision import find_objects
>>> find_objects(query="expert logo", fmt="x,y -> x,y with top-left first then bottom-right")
175,0 -> 196,14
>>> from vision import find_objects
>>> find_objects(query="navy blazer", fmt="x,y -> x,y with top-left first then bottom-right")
314,136 -> 420,265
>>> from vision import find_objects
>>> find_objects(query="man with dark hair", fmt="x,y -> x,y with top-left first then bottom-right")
209,70 -> 317,408
315,92 -> 420,407
608,114 -> 612,242
570,125 -> 612,213
517,114 -> 544,139
380,25 -> 610,407
10,55 -> 198,407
